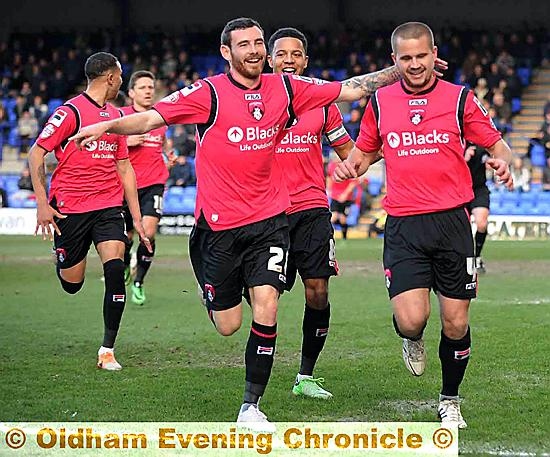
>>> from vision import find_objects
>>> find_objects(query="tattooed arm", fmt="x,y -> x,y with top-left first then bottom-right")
335,57 -> 448,102
336,65 -> 401,102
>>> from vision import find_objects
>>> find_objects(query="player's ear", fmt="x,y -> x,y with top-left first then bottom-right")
220,44 -> 231,62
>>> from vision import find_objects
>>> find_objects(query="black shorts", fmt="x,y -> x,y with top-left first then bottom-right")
123,184 -> 165,231
468,186 -> 490,211
189,212 -> 289,311
53,206 -> 128,269
285,207 -> 338,291
383,206 -> 477,300
330,200 -> 353,216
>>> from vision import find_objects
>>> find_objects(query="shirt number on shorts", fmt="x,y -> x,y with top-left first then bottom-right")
267,246 -> 288,274
153,195 -> 164,213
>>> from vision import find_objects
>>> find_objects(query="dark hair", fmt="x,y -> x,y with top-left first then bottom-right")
391,22 -> 434,53
220,17 -> 263,47
267,27 -> 308,55
84,52 -> 119,81
112,90 -> 127,108
128,70 -> 155,91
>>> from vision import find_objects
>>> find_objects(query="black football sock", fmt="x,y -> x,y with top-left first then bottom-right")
299,303 -> 331,376
475,231 -> 487,257
243,321 -> 277,404
439,327 -> 471,397
134,239 -> 155,285
124,239 -> 133,267
102,259 -> 126,348
341,223 -> 349,240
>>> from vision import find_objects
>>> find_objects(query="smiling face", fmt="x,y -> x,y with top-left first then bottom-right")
267,36 -> 308,76
220,25 -> 266,84
392,34 -> 437,92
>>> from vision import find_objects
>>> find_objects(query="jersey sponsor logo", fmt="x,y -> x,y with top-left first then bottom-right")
249,101 -> 265,121
257,346 -> 274,355
40,124 -> 56,139
409,109 -> 424,125
85,140 -> 119,154
181,81 -> 202,97
279,130 -> 319,145
50,109 -> 68,127
409,98 -> 427,106
227,127 -> 244,143
387,130 -> 450,148
204,283 -> 215,302
473,96 -> 488,116
454,348 -> 471,360
100,111 -> 110,117
245,93 -> 261,101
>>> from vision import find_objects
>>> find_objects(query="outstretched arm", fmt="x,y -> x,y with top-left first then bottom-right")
336,57 -> 448,102
69,110 -> 166,149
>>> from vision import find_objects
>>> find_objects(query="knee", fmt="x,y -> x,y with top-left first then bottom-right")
56,267 -> 84,294
305,283 -> 328,310
215,321 -> 241,337
394,314 -> 427,338
212,310 -> 242,336
441,317 -> 469,339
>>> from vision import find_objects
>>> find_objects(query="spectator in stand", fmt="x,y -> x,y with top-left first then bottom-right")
491,90 -> 512,124
473,77 -> 490,103
510,156 -> 531,193
17,165 -> 34,193
166,154 -> 194,188
171,124 -> 196,157
343,107 -> 362,140
17,110 -> 39,154
29,95 -> 49,128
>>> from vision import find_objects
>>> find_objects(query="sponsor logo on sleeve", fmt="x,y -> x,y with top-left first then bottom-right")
40,124 -> 56,139
473,96 -> 488,116
100,111 -> 110,117
50,109 -> 68,127
181,81 -> 202,97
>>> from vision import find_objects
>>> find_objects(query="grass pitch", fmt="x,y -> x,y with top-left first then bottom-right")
0,235 -> 548,455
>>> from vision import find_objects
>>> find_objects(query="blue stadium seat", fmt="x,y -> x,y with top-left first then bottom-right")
529,142 -> 546,167
47,98 -> 64,114
519,191 -> 538,206
511,97 -> 521,114
516,67 -> 532,86
537,192 -> 550,204
346,203 -> 360,227
533,202 -> 550,215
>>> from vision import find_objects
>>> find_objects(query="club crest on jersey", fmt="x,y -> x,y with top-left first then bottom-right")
249,101 -> 265,121
204,283 -> 215,302
384,268 -> 392,289
409,109 -> 424,125
56,248 -> 67,264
